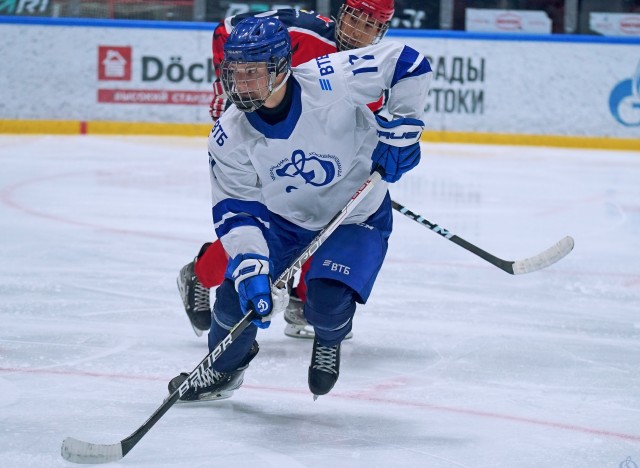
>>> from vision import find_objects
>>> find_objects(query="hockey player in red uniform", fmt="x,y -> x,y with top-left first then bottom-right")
177,0 -> 395,339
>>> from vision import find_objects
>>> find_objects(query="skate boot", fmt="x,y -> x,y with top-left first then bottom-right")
177,260 -> 211,336
285,291 -> 353,340
168,341 -> 259,402
284,293 -> 315,339
308,338 -> 340,399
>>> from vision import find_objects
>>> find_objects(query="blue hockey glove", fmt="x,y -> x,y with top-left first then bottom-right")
371,115 -> 424,183
228,253 -> 273,328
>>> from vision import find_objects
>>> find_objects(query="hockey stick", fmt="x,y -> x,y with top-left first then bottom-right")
61,171 -> 383,464
391,200 -> 574,275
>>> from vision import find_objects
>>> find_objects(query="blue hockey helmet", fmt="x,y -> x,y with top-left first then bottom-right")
221,17 -> 292,112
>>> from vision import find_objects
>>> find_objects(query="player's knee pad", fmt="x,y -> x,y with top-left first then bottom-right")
305,279 -> 356,346
208,279 -> 257,372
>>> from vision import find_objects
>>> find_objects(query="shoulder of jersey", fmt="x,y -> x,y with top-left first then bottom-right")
294,59 -> 345,105
211,108 -> 258,151
283,9 -> 335,37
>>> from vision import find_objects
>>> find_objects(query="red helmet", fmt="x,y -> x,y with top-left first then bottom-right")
345,0 -> 394,23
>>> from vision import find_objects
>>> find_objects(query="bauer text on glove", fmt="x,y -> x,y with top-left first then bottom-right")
371,115 -> 424,183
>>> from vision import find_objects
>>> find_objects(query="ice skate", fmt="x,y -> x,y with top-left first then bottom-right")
308,338 -> 340,399
285,292 -> 353,340
284,293 -> 315,338
177,260 -> 211,336
168,341 -> 259,402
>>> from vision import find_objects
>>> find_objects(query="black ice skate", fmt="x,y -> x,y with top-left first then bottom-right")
308,338 -> 341,399
168,341 -> 259,402
176,260 -> 211,336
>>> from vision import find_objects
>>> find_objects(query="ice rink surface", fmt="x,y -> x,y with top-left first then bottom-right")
0,135 -> 639,467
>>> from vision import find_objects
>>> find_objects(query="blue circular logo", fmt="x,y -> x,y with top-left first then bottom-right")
609,62 -> 640,127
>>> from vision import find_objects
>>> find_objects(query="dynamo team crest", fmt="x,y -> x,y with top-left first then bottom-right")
271,150 -> 342,193
609,61 -> 640,127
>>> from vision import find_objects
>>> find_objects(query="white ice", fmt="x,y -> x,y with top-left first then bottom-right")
0,135 -> 639,468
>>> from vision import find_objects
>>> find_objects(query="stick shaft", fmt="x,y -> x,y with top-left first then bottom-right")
62,170 -> 383,464
391,200 -> 574,275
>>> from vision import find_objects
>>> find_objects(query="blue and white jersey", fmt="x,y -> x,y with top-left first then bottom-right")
208,40 -> 432,259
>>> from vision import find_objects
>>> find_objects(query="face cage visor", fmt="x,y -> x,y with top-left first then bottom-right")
220,60 -> 278,112
335,4 -> 390,51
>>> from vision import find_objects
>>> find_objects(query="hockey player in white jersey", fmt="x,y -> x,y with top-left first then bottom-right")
178,0 -> 396,341
168,16 -> 431,400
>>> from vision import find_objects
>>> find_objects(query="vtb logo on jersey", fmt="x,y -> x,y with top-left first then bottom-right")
271,149 -> 342,193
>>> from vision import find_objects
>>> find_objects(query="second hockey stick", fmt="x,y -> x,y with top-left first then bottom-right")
391,200 -> 574,275
61,171 -> 384,464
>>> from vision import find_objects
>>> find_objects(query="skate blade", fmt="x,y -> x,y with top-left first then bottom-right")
190,322 -> 204,337
176,390 -> 234,403
284,323 -> 315,339
284,323 -> 353,340
284,325 -> 354,340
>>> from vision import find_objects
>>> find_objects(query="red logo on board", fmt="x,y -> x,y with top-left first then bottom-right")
98,46 -> 132,81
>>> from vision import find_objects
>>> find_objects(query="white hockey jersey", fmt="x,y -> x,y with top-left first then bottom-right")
208,40 -> 432,259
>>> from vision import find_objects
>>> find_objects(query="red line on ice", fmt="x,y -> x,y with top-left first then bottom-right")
1,366 -> 638,443
0,171 -> 200,243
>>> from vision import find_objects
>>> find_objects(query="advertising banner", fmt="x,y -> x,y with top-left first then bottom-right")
329,0 -> 439,30
590,13 -> 640,37
0,23 -> 215,123
465,9 -> 552,34
206,2 -> 315,22
0,0 -> 51,16
0,20 -> 639,139
398,33 -> 639,138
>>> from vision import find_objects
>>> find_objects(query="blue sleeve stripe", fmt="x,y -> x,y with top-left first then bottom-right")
215,215 -> 268,238
390,46 -> 432,88
212,199 -> 270,238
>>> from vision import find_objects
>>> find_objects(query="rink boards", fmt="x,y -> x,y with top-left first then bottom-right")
0,16 -> 638,149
